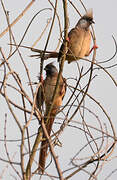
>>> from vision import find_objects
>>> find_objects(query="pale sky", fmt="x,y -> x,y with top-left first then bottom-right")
0,1 -> 117,180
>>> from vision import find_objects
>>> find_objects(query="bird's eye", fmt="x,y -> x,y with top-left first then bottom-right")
81,19 -> 87,25
79,19 -> 88,28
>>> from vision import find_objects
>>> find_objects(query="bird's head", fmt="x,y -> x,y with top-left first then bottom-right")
76,9 -> 94,29
44,63 -> 58,77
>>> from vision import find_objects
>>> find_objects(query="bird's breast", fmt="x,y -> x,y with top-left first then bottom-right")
67,29 -> 91,62
79,30 -> 91,57
44,77 -> 64,108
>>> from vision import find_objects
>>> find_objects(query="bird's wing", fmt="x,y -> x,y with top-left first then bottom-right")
58,43 -> 64,62
68,28 -> 83,51
36,82 -> 45,112
58,28 -> 82,62
60,77 -> 67,100
68,28 -> 79,39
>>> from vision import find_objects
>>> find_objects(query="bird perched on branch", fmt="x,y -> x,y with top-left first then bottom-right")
58,9 -> 97,63
36,63 -> 66,173
30,9 -> 97,63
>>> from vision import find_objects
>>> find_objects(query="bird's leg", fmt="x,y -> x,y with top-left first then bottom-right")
66,37 -> 70,42
40,75 -> 44,83
88,44 -> 98,55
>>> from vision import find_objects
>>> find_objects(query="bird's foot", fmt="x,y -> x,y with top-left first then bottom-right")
66,37 -> 70,42
40,75 -> 44,83
88,44 -> 98,55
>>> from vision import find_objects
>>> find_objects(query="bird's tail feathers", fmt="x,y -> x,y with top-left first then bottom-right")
39,109 -> 57,173
30,52 -> 59,60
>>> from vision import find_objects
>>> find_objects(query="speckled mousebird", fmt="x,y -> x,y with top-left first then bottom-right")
32,9 -> 97,63
58,9 -> 95,63
36,63 -> 66,173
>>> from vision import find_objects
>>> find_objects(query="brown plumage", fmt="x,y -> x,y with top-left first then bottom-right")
36,63 -> 66,173
58,9 -> 94,63
31,9 -> 95,63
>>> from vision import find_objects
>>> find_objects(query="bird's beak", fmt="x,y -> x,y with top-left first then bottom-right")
91,20 -> 95,24
44,67 -> 47,71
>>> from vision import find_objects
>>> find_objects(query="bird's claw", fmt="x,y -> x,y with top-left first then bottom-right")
40,75 -> 44,83
88,44 -> 98,55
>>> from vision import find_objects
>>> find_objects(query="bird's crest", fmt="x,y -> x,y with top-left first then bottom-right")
83,9 -> 93,19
